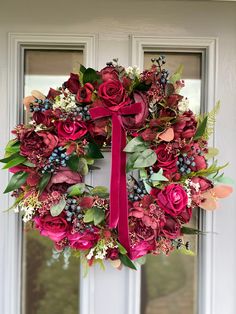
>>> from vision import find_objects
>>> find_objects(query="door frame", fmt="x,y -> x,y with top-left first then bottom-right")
130,35 -> 218,314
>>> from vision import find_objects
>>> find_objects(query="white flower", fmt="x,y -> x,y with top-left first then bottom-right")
87,248 -> 95,260
53,91 -> 77,112
178,97 -> 189,112
126,66 -> 141,79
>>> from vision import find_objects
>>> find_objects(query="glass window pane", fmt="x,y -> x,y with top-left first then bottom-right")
141,52 -> 202,314
22,49 -> 83,314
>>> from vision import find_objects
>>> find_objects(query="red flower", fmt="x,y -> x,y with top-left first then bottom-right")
174,110 -> 197,139
47,88 -> 61,100
76,83 -> 94,103
55,119 -> 87,140
46,167 -> 82,192
153,144 -> 178,176
19,129 -> 58,162
106,248 -> 119,260
191,176 -> 213,192
68,229 -> 99,250
178,206 -> 192,224
100,66 -> 119,81
64,73 -> 81,94
34,214 -> 69,242
155,184 -> 188,217
167,94 -> 183,108
161,216 -> 181,239
129,241 -> 156,260
191,155 -> 207,171
98,80 -> 128,111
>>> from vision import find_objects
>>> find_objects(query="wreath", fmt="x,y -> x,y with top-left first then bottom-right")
1,57 -> 232,270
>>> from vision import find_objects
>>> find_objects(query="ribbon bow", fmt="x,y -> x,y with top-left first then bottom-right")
89,102 -> 142,251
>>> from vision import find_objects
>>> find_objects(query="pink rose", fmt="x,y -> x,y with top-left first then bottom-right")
156,184 -> 188,217
76,83 -> 94,103
129,241 -> 156,260
100,66 -> 119,81
98,79 -> 128,111
174,110 -> 197,139
161,216 -> 181,239
64,73 -> 81,94
55,119 -> 87,140
34,215 -> 69,242
191,176 -> 213,192
68,229 -> 99,250
153,144 -> 178,176
122,92 -> 149,130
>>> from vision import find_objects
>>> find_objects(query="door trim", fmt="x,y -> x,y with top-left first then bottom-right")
3,32 -> 97,314
130,35 -> 218,314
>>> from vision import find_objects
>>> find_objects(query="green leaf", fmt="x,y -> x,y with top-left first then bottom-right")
169,64 -> 184,84
78,158 -> 89,175
91,186 -> 109,198
83,208 -> 94,223
83,68 -> 100,84
67,154 -> 80,172
181,226 -> 203,235
22,160 -> 35,167
119,254 -> 137,270
143,181 -> 152,194
150,168 -> 169,183
67,183 -> 86,196
50,198 -> 66,217
4,171 -> 29,193
214,175 -> 235,186
86,142 -> 104,159
205,147 -> 219,159
140,169 -> 148,179
80,64 -> 87,74
5,139 -> 20,154
2,155 -> 26,169
124,137 -> 147,153
134,82 -> 151,92
93,207 -> 105,226
177,248 -> 196,256
134,149 -> 157,168
126,152 -> 139,172
117,242 -> 127,255
38,172 -> 51,194
193,116 -> 208,140
0,152 -> 20,163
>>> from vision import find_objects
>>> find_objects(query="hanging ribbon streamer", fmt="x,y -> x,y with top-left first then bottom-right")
89,103 -> 142,252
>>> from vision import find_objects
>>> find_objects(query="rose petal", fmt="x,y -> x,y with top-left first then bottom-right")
158,127 -> 175,142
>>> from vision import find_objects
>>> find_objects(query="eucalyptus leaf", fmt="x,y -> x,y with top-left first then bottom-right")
126,152 -> 139,172
67,154 -> 80,172
134,149 -> 157,168
78,158 -> 89,175
67,183 -> 86,196
150,168 -> 169,182
38,172 -> 51,194
215,176 -> 235,186
50,198 -> 66,217
143,181 -> 152,194
4,171 -> 29,193
119,254 -> 137,270
93,207 -> 105,226
83,208 -> 94,223
91,186 -> 109,197
124,137 -> 148,153
139,169 -> 148,180
135,255 -> 147,265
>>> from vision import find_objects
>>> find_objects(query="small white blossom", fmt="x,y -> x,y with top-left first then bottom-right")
53,91 -> 77,112
126,66 -> 141,79
87,248 -> 95,260
178,97 -> 190,112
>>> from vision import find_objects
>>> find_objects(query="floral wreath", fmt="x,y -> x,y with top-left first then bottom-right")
1,57 -> 233,270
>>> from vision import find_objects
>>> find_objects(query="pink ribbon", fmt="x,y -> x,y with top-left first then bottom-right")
89,102 -> 142,251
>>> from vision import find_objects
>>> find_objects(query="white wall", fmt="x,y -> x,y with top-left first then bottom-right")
0,1 -> 236,313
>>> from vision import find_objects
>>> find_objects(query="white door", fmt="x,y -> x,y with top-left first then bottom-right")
0,2 -> 236,314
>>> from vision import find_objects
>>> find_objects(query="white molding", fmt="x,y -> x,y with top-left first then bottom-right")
130,35 -> 218,314
4,32 -> 97,314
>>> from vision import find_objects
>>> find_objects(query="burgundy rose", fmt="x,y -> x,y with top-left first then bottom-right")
64,73 -> 81,94
19,129 -> 58,161
55,119 -> 87,140
122,92 -> 149,130
34,214 -> 68,242
98,79 -> 128,111
33,111 -> 52,127
167,94 -> 183,108
68,229 -> 99,250
76,83 -> 94,103
47,88 -> 61,100
88,118 -> 108,139
153,144 -> 178,175
161,216 -> 181,239
178,206 -> 192,224
129,241 -> 156,260
174,110 -> 197,139
100,66 -> 119,81
141,129 -> 157,141
156,184 -> 188,217
191,155 -> 207,171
